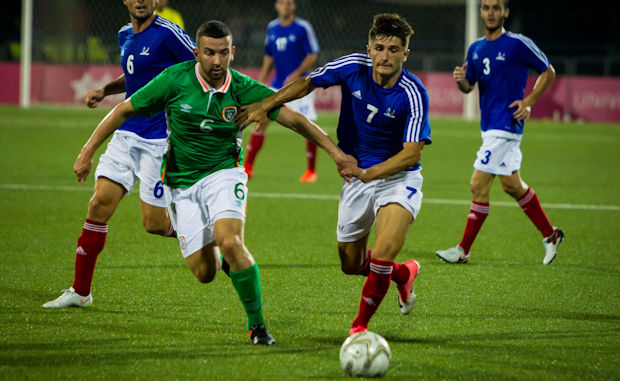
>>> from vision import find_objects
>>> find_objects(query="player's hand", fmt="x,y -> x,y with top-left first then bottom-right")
253,117 -> 271,133
453,63 -> 467,83
335,154 -> 358,184
509,99 -> 532,121
73,150 -> 93,184
84,89 -> 105,108
235,102 -> 269,130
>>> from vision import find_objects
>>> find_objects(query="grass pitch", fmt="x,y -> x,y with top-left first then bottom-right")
0,105 -> 618,380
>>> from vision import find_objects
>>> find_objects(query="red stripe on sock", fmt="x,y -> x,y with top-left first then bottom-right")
245,132 -> 265,166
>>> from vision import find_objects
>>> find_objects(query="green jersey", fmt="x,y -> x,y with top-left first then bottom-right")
130,60 -> 280,188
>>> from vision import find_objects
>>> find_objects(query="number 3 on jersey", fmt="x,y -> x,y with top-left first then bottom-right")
482,57 -> 490,75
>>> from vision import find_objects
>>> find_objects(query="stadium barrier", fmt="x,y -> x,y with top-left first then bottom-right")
1,62 -> 619,123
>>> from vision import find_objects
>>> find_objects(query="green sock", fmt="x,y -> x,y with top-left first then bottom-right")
230,263 -> 264,330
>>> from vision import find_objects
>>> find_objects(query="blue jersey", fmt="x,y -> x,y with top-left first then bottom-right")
118,15 -> 196,139
465,31 -> 550,136
264,17 -> 319,89
310,53 -> 431,171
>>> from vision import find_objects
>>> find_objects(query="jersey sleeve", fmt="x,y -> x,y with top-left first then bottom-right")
465,44 -> 477,85
130,67 -> 173,116
263,27 -> 273,57
300,20 -> 320,55
310,54 -> 363,88
165,25 -> 196,62
402,85 -> 432,145
515,34 -> 550,74
237,74 -> 281,120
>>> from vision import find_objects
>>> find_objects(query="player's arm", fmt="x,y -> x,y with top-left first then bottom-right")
453,63 -> 474,94
284,53 -> 318,85
84,74 -> 126,108
258,55 -> 274,84
236,76 -> 315,129
510,65 -> 556,121
275,106 -> 358,182
74,99 -> 137,183
340,142 -> 425,183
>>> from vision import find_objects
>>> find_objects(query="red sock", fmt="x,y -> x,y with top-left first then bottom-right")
72,219 -> 107,296
518,188 -> 554,237
245,132 -> 265,166
306,140 -> 317,171
351,259 -> 392,330
459,201 -> 489,254
391,261 -> 410,285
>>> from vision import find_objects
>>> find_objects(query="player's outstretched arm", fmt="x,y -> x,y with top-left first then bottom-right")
275,106 -> 358,183
74,98 -> 137,183
340,142 -> 425,183
84,74 -> 126,108
510,65 -> 556,121
236,76 -> 315,130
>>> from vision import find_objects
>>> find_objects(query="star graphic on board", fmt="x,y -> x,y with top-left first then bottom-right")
70,72 -> 124,104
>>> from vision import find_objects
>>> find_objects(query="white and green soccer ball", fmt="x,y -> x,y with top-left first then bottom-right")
339,331 -> 392,377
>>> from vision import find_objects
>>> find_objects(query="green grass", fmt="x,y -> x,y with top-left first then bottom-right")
0,105 -> 618,380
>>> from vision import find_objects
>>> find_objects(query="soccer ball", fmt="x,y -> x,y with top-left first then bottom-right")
339,331 -> 392,377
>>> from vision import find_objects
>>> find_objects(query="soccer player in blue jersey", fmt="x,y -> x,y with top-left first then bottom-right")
43,0 -> 196,308
435,0 -> 564,265
243,0 -> 321,182
239,14 -> 429,336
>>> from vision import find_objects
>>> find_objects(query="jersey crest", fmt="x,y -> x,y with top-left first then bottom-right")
222,106 -> 238,122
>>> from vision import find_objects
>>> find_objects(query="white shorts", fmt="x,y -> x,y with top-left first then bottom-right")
94,131 -> 168,207
165,168 -> 248,258
282,91 -> 316,122
337,170 -> 423,242
473,135 -> 522,176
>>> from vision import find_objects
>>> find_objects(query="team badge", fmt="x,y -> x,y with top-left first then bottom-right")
178,236 -> 187,252
383,107 -> 396,118
222,106 -> 238,122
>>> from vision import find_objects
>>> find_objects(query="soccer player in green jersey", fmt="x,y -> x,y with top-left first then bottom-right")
72,20 -> 357,345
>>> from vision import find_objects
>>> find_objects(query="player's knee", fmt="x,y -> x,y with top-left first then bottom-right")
192,266 -> 216,284
141,216 -> 166,235
469,181 -> 488,199
88,193 -> 115,216
217,236 -> 242,259
501,182 -> 522,198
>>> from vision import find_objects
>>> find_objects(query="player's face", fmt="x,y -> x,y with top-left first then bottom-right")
480,0 -> 509,32
367,36 -> 409,78
275,0 -> 296,19
195,36 -> 235,86
123,0 -> 157,21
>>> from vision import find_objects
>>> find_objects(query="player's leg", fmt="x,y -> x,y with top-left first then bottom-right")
293,93 -> 318,182
213,218 -> 274,345
436,169 -> 494,263
244,119 -> 270,179
140,202 -> 175,236
184,241 -> 221,283
499,171 -> 563,264
338,234 -> 370,275
350,203 -> 414,334
43,177 -> 124,308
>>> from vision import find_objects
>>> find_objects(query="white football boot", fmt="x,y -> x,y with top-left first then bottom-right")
43,287 -> 92,308
436,245 -> 470,264
542,228 -> 565,265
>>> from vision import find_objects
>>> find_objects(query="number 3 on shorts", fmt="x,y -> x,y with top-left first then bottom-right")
481,150 -> 491,165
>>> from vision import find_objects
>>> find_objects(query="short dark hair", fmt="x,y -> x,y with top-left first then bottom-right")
368,13 -> 414,48
195,20 -> 232,43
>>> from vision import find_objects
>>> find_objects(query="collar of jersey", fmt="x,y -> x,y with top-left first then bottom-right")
194,63 -> 232,94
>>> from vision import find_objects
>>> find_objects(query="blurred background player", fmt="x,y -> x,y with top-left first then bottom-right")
154,0 -> 185,30
435,0 -> 563,265
43,0 -> 196,308
65,20 -> 356,344
243,0 -> 320,182
239,14 -> 429,336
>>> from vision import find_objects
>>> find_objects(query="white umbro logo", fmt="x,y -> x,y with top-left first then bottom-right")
352,90 -> 362,99
180,104 -> 192,112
